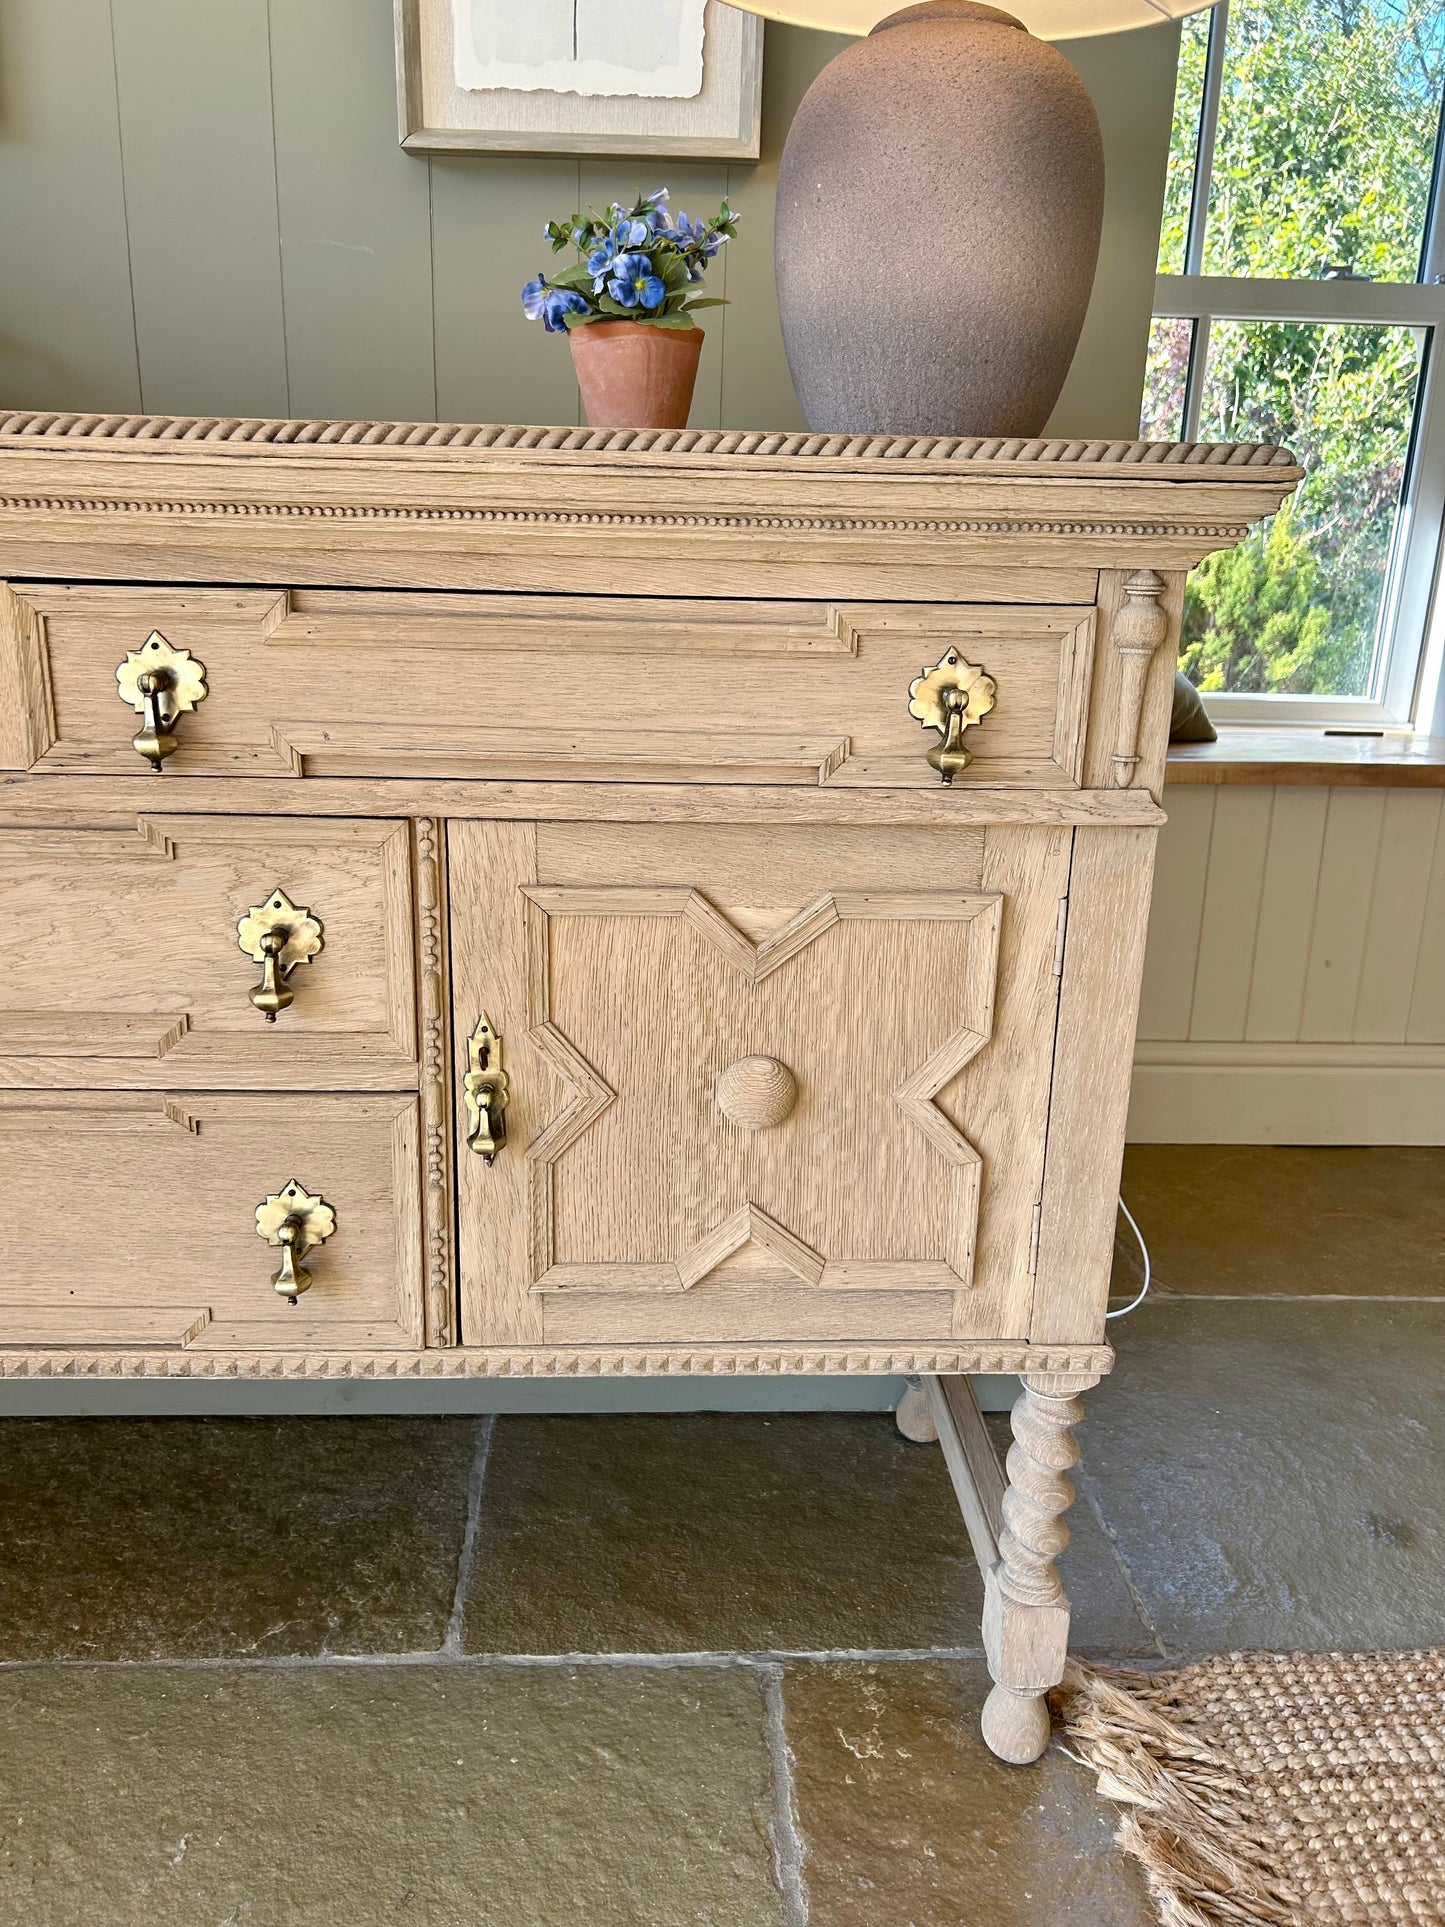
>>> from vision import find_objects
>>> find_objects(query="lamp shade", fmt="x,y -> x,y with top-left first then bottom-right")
730,0 -> 1214,40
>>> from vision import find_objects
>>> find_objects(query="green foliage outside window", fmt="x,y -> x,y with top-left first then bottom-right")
1146,0 -> 1445,699
1190,318 -> 1423,695
1157,13 -> 1209,279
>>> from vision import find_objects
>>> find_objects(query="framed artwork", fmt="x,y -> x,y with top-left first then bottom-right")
394,0 -> 763,158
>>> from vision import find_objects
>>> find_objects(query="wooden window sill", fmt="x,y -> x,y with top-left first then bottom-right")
1166,727 -> 1445,787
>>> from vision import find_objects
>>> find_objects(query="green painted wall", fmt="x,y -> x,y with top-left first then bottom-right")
0,0 -> 1178,437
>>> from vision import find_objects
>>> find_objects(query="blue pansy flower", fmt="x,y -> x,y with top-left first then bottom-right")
544,289 -> 589,331
611,216 -> 651,250
587,238 -> 617,288
521,274 -> 588,332
606,250 -> 666,310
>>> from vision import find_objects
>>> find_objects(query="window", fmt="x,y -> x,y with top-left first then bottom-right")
1144,0 -> 1445,725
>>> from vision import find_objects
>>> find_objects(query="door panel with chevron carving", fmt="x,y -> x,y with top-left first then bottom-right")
452,822 -> 1070,1352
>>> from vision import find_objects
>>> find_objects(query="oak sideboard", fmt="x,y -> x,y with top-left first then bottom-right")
0,413 -> 1297,1761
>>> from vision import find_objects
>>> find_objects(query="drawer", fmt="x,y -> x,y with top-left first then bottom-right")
5,582 -> 1095,789
0,816 -> 416,1089
451,820 -> 1070,1351
0,1092 -> 425,1351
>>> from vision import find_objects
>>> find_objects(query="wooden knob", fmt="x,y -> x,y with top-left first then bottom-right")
715,1055 -> 797,1130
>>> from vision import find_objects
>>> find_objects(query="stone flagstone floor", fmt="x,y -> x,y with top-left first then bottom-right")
0,1144 -> 1441,1925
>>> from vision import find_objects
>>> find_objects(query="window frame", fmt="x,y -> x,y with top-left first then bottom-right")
1154,0 -> 1445,730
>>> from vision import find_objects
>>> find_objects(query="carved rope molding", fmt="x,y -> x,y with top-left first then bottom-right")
1111,569 -> 1171,788
0,412 -> 1299,469
0,1343 -> 1114,1379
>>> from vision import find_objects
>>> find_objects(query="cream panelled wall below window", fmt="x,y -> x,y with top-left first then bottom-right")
1132,786 -> 1445,1144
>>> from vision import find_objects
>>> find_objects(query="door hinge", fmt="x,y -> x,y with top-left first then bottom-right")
1027,1200 -> 1042,1275
1052,893 -> 1070,977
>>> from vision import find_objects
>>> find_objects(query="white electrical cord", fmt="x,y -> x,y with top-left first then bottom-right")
1107,1194 -> 1152,1321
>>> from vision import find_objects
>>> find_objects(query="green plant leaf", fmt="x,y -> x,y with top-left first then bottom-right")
561,309 -> 601,328
681,297 -> 728,310
637,310 -> 697,329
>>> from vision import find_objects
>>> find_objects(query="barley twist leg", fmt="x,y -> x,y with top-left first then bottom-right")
980,1372 -> 1095,1764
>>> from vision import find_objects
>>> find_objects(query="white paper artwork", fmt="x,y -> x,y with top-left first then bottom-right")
452,0 -> 708,100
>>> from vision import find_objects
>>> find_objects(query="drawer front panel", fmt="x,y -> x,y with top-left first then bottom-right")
0,816 -> 416,1088
0,1092 -> 425,1350
8,583 -> 1094,790
452,821 -> 1070,1352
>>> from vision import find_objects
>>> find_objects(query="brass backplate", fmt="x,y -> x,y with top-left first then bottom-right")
236,888 -> 325,973
115,631 -> 208,723
907,649 -> 996,735
255,1180 -> 336,1254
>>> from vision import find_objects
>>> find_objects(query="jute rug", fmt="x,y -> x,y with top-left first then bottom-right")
1055,1650 -> 1445,1927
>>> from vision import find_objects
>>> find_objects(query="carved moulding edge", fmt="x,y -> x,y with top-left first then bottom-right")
0,494 -> 1253,543
0,1342 -> 1115,1379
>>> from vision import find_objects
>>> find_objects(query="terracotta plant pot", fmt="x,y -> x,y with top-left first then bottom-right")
774,0 -> 1104,437
569,320 -> 705,430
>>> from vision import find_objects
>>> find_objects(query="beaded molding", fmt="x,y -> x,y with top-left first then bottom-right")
0,1343 -> 1113,1379
0,411 -> 1298,470
0,494 -> 1254,541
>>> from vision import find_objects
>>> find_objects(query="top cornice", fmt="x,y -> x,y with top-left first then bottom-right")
0,412 -> 1301,479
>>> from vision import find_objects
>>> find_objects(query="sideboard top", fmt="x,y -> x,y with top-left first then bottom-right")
0,412 -> 1300,481
0,410 -> 1301,587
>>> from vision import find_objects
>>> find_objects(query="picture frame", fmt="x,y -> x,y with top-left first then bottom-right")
393,0 -> 764,159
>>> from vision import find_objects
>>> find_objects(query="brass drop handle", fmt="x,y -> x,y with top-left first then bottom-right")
255,1181 -> 336,1304
907,649 -> 997,785
236,888 -> 324,1021
252,929 -> 289,1018
463,1012 -> 509,1164
115,631 -> 207,771
134,670 -> 175,769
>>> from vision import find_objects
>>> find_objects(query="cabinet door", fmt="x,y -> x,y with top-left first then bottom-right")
452,822 -> 1070,1354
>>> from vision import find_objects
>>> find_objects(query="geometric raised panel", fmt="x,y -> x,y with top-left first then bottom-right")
519,883 -> 1000,1298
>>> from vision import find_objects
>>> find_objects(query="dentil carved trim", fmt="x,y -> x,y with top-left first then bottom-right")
0,1343 -> 1114,1379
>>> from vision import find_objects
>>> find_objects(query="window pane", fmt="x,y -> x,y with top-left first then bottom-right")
1184,319 -> 1424,697
1141,317 -> 1195,439
1200,0 -> 1445,282
1158,11 -> 1212,274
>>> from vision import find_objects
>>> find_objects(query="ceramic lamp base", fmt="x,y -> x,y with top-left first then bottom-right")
775,0 -> 1104,436
569,320 -> 705,430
